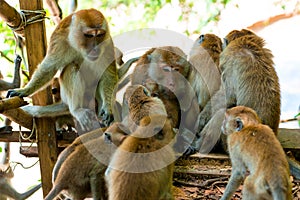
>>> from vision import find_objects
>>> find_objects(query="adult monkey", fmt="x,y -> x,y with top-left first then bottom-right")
7,9 -> 118,133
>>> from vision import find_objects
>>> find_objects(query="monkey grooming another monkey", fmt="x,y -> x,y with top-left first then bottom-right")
45,122 -> 129,200
7,9 -> 118,133
221,106 -> 292,200
106,115 -> 175,200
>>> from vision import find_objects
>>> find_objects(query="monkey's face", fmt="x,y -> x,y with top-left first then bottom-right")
222,113 -> 244,135
224,29 -> 255,45
80,27 -> 107,61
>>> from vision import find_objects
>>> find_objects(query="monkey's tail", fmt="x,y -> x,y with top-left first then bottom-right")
19,183 -> 41,200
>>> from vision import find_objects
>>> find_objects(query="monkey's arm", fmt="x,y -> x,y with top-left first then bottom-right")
21,102 -> 70,118
220,169 -> 244,200
0,55 -> 21,91
117,57 -> 139,79
7,44 -> 74,98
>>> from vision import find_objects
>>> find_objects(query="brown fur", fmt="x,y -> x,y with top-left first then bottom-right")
221,29 -> 280,135
106,115 -> 175,200
45,122 -> 128,200
221,106 -> 292,200
7,9 -> 118,132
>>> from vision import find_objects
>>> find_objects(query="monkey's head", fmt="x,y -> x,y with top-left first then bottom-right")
148,47 -> 190,96
194,34 -> 222,54
225,29 -> 255,44
130,115 -> 175,152
68,9 -> 109,61
222,106 -> 261,135
124,84 -> 151,108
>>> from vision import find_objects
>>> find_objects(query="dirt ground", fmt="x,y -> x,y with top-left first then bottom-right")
173,153 -> 300,200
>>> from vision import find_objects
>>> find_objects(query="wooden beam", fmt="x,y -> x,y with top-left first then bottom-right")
0,97 -> 28,112
0,0 -> 24,35
19,0 -> 57,197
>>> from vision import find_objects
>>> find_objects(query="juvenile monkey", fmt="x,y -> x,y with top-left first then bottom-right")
7,9 -> 118,132
122,84 -> 167,129
0,167 -> 41,200
106,115 -> 175,200
221,106 -> 292,200
45,122 -> 129,200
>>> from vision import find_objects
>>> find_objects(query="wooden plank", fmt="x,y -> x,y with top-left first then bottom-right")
278,128 -> 300,150
18,0 -> 57,196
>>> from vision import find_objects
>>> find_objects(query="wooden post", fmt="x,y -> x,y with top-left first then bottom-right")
18,0 -> 57,197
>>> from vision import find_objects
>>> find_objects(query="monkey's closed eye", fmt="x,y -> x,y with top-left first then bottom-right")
143,88 -> 150,96
96,33 -> 105,38
162,66 -> 172,72
84,34 -> 94,38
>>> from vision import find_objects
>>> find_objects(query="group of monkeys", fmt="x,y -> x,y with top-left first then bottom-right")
0,6 -> 296,200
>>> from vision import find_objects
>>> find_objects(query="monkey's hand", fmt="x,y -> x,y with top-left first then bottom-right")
73,108 -> 101,131
6,88 -> 28,98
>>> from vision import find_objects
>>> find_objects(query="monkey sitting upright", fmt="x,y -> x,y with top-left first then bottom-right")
44,122 -> 129,200
106,114 -> 175,200
221,106 -> 292,200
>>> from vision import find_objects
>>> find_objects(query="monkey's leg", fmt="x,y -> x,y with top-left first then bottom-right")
90,174 -> 107,200
21,102 -> 70,118
117,57 -> 139,79
220,170 -> 244,200
44,184 -> 63,200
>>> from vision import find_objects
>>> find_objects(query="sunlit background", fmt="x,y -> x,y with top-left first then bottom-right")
0,0 -> 299,199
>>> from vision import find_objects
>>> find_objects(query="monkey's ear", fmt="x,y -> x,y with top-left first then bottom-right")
235,118 -> 243,131
198,34 -> 205,44
222,38 -> 228,50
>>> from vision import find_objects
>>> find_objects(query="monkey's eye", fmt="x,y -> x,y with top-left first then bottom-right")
154,129 -> 164,140
96,33 -> 105,38
162,66 -> 172,72
52,88 -> 58,94
173,67 -> 180,72
152,93 -> 159,97
84,34 -> 94,38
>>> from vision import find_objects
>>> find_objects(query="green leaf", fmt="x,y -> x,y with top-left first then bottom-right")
0,147 -> 2,153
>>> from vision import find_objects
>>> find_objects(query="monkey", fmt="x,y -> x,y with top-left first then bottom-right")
183,33 -> 223,155
106,114 -> 175,200
130,46 -> 199,154
7,9 -> 119,133
188,33 -> 222,111
221,29 -> 280,134
0,55 -> 22,133
192,29 -> 280,155
45,122 -> 129,200
220,106 -> 292,200
0,167 -> 41,200
122,84 -> 167,130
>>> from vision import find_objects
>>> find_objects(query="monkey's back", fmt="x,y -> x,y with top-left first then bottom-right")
228,125 -> 291,199
220,35 -> 280,134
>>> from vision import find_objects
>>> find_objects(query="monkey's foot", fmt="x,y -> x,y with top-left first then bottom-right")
99,109 -> 114,127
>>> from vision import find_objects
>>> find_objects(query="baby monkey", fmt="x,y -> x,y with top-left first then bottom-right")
221,106 -> 292,200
